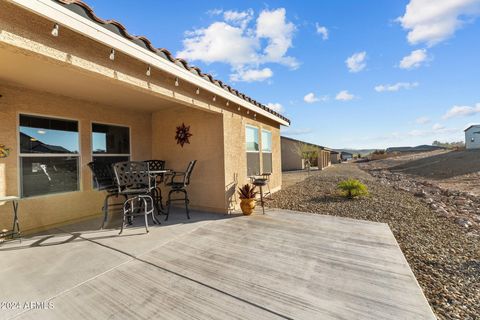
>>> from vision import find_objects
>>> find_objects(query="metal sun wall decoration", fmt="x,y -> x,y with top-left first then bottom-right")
175,123 -> 192,147
0,144 -> 11,158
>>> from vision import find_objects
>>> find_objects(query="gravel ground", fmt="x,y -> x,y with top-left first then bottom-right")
269,163 -> 480,320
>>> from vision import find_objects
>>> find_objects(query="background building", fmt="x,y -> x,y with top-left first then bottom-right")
281,136 -> 331,171
464,125 -> 480,149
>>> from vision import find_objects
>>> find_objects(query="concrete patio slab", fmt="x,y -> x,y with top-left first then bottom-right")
1,209 -> 435,320
0,231 -> 129,319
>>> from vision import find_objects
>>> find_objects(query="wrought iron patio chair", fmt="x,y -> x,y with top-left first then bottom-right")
144,160 -> 166,210
113,161 -> 158,234
164,160 -> 197,221
87,161 -> 127,229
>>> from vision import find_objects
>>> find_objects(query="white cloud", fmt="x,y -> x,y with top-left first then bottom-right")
207,9 -> 224,16
178,22 -> 259,66
223,9 -> 254,29
177,8 -> 297,82
375,82 -> 419,92
315,23 -> 329,40
346,51 -> 367,73
303,93 -> 319,103
230,68 -> 273,82
399,49 -> 428,69
443,103 -> 480,119
335,90 -> 355,101
266,102 -> 284,113
303,93 -> 328,104
416,116 -> 430,124
256,8 -> 298,68
432,123 -> 445,130
398,0 -> 480,46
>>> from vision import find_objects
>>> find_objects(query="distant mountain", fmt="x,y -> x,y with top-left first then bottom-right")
386,145 -> 445,153
334,149 -> 377,156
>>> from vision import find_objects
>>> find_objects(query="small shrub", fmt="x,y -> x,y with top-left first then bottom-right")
337,179 -> 369,199
238,184 -> 258,199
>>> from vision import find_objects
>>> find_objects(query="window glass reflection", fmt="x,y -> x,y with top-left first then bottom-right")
21,157 -> 79,197
20,115 -> 79,154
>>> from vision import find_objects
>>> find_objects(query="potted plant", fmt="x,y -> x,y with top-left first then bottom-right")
238,184 -> 258,215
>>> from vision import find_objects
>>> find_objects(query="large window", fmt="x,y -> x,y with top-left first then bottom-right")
246,125 -> 260,176
261,129 -> 272,174
92,123 -> 130,165
19,114 -> 80,197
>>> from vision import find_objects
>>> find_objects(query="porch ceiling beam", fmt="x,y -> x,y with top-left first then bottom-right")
8,0 -> 289,126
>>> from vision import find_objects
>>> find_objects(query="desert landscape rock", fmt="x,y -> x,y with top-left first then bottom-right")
270,162 -> 480,320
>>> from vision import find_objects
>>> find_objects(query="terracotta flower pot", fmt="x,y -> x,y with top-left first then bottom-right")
240,198 -> 256,215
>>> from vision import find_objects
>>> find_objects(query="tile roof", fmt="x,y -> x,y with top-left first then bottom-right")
53,0 -> 290,125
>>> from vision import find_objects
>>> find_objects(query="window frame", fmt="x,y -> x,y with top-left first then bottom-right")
261,129 -> 273,174
245,125 -> 260,153
261,129 -> 272,153
245,125 -> 261,177
90,121 -> 132,161
17,112 -> 82,198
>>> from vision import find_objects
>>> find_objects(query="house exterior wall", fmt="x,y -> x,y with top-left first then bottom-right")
0,2 -> 285,231
151,107 -> 226,212
331,153 -> 341,164
281,138 -> 304,171
281,137 -> 331,171
223,115 -> 282,211
319,150 -> 331,170
465,126 -> 480,149
0,85 -> 152,232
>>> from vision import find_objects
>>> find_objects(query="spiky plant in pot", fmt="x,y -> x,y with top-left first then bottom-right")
238,184 -> 258,215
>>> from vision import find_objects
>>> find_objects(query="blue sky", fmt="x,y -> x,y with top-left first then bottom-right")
86,0 -> 480,149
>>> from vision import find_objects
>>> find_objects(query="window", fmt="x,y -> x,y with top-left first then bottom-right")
261,129 -> 272,174
246,125 -> 260,176
19,114 -> 80,197
92,123 -> 130,166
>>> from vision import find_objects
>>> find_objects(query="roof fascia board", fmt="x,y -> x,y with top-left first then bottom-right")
9,0 -> 289,126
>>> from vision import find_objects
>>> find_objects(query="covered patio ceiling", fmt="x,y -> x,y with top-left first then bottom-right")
0,43 -> 186,113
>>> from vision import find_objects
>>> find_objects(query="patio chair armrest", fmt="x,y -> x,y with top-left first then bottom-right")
166,171 -> 186,185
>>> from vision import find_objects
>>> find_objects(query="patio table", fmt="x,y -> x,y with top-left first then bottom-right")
0,196 -> 21,240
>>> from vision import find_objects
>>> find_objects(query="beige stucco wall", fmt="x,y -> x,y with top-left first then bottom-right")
0,84 -> 152,232
151,107 -> 226,212
319,150 -> 331,170
223,114 -> 281,211
331,153 -> 341,164
281,138 -> 304,171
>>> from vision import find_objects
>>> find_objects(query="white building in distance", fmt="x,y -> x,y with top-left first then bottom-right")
464,125 -> 480,149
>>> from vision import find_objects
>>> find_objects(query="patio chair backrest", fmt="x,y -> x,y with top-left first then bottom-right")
87,161 -> 115,190
113,161 -> 150,190
145,160 -> 165,171
184,160 -> 197,186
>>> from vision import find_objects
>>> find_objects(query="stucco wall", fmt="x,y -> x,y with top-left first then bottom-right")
223,114 -> 281,211
281,138 -> 304,171
151,107 -> 226,212
0,84 -> 152,232
331,153 -> 341,164
319,150 -> 331,170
